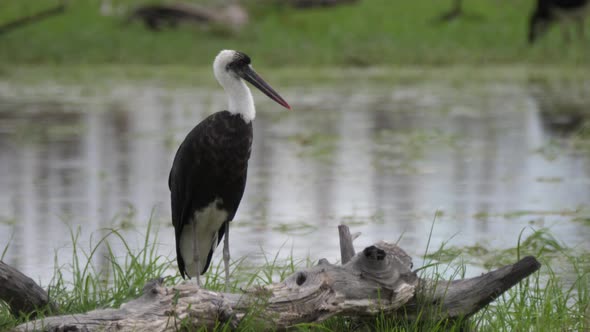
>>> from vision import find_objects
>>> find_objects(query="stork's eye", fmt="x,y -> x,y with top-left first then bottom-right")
235,52 -> 251,65
227,59 -> 248,74
226,63 -> 240,76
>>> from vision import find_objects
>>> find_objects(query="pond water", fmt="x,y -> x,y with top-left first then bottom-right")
0,74 -> 589,285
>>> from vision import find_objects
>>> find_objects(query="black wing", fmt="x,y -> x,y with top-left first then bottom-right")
169,111 -> 252,278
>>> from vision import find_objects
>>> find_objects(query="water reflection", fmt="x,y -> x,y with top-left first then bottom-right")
0,80 -> 589,285
528,79 -> 590,136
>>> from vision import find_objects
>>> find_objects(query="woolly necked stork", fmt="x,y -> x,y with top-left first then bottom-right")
169,50 -> 290,288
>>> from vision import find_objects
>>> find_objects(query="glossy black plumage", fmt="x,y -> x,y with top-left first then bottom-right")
169,111 -> 253,278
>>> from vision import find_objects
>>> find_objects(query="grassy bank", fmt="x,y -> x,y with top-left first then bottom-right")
1,224 -> 588,331
1,0 -> 589,67
1,63 -> 589,92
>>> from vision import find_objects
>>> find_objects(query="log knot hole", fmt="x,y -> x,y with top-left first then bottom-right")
296,272 -> 307,286
363,246 -> 386,261
143,277 -> 164,296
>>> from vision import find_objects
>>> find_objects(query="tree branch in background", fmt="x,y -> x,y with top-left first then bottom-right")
0,3 -> 66,35
287,0 -> 359,9
436,0 -> 463,22
434,0 -> 484,24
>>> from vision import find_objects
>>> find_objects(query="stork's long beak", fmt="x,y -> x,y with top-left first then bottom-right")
239,66 -> 291,110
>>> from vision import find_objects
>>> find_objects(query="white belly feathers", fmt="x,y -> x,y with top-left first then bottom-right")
179,198 -> 228,277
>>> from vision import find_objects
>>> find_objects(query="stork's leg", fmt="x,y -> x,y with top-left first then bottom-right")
223,221 -> 230,292
193,224 -> 201,287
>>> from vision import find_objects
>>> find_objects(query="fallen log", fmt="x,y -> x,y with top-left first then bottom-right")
0,261 -> 57,317
13,225 -> 540,331
126,3 -> 248,32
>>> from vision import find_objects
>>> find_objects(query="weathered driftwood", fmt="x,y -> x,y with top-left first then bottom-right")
406,255 -> 541,320
0,3 -> 66,35
338,224 -> 356,264
0,261 -> 57,317
126,3 -> 248,31
13,225 -> 541,331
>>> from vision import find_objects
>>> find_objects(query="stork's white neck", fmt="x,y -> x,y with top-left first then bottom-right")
223,77 -> 256,122
213,53 -> 256,122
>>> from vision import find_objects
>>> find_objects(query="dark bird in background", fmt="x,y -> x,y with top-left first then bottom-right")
169,50 -> 291,288
528,0 -> 589,43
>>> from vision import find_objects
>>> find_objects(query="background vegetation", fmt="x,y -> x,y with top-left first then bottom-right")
1,0 -> 589,67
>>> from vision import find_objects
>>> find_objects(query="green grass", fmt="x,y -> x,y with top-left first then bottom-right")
1,0 -> 590,67
0,222 -> 177,330
0,222 -> 588,331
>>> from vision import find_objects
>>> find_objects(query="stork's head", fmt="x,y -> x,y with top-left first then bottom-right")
213,50 -> 291,110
